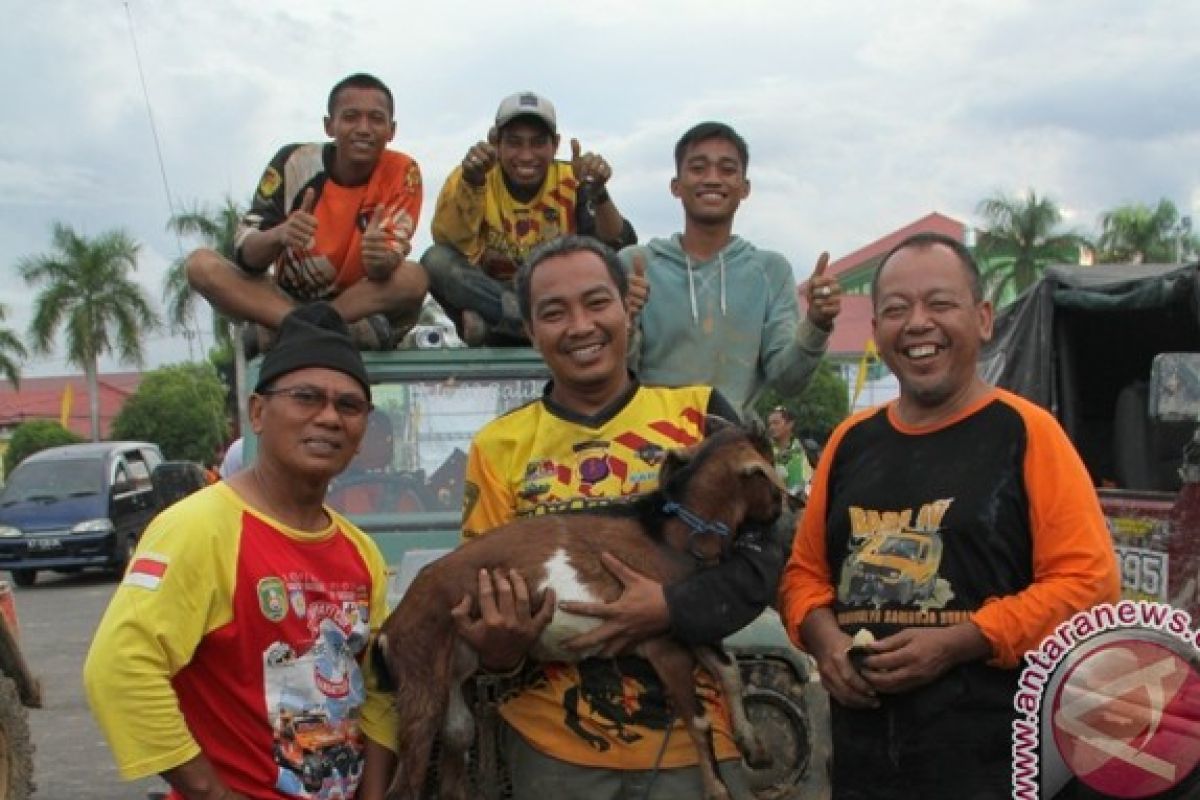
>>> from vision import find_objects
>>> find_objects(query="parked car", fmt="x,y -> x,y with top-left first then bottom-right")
0,441 -> 164,587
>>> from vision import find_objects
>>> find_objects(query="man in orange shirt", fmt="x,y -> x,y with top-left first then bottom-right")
187,73 -> 427,351
779,233 -> 1119,798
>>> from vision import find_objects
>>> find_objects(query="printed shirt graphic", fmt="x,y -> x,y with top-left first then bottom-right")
462,383 -> 741,769
85,482 -> 396,799
236,143 -> 423,299
780,388 -> 1119,669
432,161 -> 582,281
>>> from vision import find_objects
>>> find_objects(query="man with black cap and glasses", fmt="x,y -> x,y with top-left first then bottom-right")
86,302 -> 400,800
421,90 -> 639,345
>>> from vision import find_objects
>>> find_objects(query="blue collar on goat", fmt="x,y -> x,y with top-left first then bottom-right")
661,499 -> 731,560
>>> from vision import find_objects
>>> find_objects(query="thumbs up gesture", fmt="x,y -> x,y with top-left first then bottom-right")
626,252 -> 649,320
570,138 -> 612,188
801,251 -> 841,332
362,204 -> 404,280
280,187 -> 318,252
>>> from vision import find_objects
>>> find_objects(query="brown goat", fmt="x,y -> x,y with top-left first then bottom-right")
376,423 -> 785,800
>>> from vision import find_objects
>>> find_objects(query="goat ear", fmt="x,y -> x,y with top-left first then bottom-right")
742,459 -> 786,491
659,447 -> 692,484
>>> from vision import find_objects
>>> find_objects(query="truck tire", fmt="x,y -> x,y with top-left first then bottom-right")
0,675 -> 35,799
739,659 -> 831,800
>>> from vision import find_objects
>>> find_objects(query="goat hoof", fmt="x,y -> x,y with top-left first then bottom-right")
739,734 -> 772,769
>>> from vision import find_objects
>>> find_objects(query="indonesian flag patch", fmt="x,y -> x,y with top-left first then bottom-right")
124,553 -> 169,591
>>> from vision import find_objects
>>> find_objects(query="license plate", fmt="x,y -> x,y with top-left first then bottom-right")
1114,545 -> 1168,601
27,538 -> 61,552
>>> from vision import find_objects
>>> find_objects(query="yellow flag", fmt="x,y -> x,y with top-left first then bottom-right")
59,383 -> 74,429
851,338 -> 879,407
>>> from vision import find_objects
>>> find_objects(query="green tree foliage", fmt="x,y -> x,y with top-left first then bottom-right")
975,190 -> 1087,306
754,360 -> 849,442
0,304 -> 27,388
110,363 -> 229,463
17,223 -> 161,441
3,420 -> 83,476
164,197 -> 243,350
1097,199 -> 1198,264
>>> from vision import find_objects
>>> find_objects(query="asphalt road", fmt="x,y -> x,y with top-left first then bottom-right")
13,569 -> 165,799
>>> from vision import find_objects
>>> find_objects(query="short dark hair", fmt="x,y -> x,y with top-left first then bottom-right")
674,122 -> 750,174
769,405 -> 796,424
871,232 -> 983,305
327,73 -> 394,118
516,236 -> 628,323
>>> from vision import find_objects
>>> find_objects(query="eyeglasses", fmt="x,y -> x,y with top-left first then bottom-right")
259,385 -> 372,418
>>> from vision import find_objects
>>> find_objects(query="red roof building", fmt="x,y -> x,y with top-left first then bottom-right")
0,373 -> 142,440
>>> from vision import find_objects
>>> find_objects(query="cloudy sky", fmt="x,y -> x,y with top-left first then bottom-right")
2,0 -> 1197,377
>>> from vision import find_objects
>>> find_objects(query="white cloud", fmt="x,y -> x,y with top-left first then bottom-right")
0,0 -> 1196,375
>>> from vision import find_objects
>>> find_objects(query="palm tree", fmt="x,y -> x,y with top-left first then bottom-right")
1097,199 -> 1196,264
164,197 -> 243,350
975,190 -> 1087,306
18,223 -> 161,441
0,305 -> 27,388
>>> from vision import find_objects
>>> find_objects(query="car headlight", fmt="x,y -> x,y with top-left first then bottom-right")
0,526 -> 21,538
72,518 -> 115,534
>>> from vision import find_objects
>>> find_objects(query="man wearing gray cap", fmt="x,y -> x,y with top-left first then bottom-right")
421,91 -> 637,345
86,302 -> 400,799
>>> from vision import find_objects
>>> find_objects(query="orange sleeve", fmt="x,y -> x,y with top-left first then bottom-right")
777,419 -> 855,650
368,151 -> 423,249
970,394 -> 1121,667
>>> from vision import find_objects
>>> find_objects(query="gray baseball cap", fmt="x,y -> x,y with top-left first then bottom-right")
495,91 -> 557,133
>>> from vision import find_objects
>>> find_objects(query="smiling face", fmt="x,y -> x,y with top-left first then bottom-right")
323,87 -> 396,183
671,137 -> 750,226
525,250 -> 629,413
497,119 -> 559,194
251,367 -> 369,482
872,243 -> 994,424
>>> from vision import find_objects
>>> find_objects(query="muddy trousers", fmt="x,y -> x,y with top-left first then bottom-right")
420,244 -> 528,342
502,723 -> 754,800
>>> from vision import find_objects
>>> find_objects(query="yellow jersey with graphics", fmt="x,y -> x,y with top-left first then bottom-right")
462,382 -> 741,769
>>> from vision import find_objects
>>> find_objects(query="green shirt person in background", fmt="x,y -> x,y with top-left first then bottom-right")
767,405 -> 811,499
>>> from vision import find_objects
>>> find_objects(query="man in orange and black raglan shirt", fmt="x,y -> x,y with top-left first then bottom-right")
187,72 -> 427,352
420,91 -> 637,346
779,232 -> 1120,799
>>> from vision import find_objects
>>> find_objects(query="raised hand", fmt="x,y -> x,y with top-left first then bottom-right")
461,140 -> 498,187
570,138 -> 612,188
802,251 -> 841,331
279,187 -> 318,252
361,204 -> 401,280
627,251 -> 649,320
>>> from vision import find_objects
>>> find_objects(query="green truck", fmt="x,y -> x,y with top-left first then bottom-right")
246,345 -> 829,799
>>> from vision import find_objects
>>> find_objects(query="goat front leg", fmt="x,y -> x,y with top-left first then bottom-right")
438,640 -> 479,800
694,645 -> 770,768
639,637 -> 731,800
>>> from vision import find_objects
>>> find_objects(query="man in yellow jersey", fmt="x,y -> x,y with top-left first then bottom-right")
451,235 -> 781,798
187,73 -> 427,351
421,92 -> 637,345
85,302 -> 400,800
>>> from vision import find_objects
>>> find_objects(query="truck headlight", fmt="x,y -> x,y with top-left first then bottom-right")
0,526 -> 21,538
72,518 -> 115,534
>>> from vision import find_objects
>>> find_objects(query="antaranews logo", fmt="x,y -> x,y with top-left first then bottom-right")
1012,600 -> 1200,798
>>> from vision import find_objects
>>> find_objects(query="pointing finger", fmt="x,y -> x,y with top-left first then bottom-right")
599,551 -> 638,585
299,187 -> 316,215
571,138 -> 582,162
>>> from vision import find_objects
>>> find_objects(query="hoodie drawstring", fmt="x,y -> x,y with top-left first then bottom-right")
683,252 -> 727,326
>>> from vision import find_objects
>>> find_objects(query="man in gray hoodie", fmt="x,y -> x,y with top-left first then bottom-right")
621,122 -> 841,416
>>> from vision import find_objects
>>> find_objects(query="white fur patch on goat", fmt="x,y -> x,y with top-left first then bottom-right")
531,548 -> 604,662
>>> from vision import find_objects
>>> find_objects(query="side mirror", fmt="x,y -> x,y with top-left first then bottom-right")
1149,353 -> 1200,421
